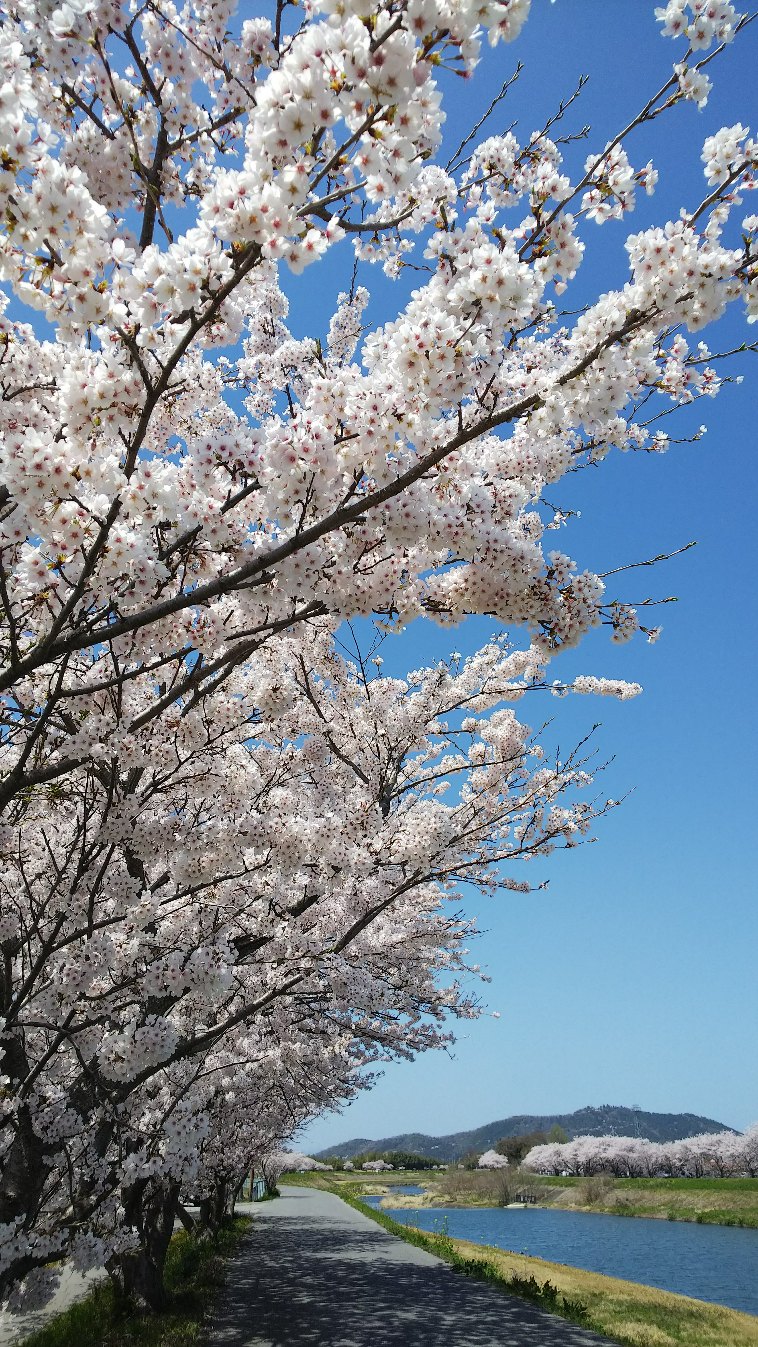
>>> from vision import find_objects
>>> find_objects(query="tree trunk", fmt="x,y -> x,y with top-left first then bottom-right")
110,1180 -> 179,1312
197,1178 -> 233,1238
176,1202 -> 196,1232
0,1032 -> 57,1300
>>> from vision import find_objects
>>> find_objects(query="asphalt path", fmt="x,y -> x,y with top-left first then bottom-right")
209,1186 -> 621,1347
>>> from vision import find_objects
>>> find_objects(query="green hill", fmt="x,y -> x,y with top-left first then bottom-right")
313,1106 -> 735,1163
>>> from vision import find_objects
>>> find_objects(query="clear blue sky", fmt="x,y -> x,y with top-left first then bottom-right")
296,1 -> 758,1152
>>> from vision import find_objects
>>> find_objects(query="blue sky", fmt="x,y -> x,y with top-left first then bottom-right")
9,1 -> 753,1150
297,1 -> 758,1152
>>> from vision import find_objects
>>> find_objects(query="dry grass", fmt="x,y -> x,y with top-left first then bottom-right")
448,1236 -> 758,1347
542,1179 -> 758,1227
438,1167 -> 542,1206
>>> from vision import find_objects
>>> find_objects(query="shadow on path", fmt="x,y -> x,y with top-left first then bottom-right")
209,1188 -> 619,1347
0,1267 -> 105,1347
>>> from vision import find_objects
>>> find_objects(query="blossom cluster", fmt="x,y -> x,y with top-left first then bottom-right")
0,0 -> 753,670
525,1125 -> 758,1179
0,624 -> 619,1306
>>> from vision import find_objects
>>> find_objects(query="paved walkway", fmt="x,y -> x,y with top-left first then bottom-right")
209,1187 -> 620,1347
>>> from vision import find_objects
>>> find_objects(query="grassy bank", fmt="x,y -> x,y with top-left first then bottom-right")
288,1168 -> 758,1228
536,1175 -> 758,1228
439,1235 -> 758,1347
329,1183 -> 758,1347
20,1218 -> 251,1347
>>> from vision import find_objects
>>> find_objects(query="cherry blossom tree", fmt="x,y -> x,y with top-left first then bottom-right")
478,1148 -> 509,1169
523,1127 -> 756,1178
1,0 -> 756,823
737,1125 -> 758,1177
1,0 -> 757,1315
1,626 -> 619,1306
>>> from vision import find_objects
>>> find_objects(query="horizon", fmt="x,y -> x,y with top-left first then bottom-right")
304,1104 -> 743,1157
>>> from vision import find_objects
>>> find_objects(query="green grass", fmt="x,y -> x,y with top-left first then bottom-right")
533,1175 -> 758,1228
605,1204 -> 758,1228
21,1219 -> 251,1347
280,1170 -> 432,1186
539,1176 -> 758,1192
332,1185 -> 758,1347
333,1184 -> 591,1326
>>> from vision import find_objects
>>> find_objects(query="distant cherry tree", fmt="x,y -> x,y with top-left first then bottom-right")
478,1149 -> 510,1169
524,1128 -> 757,1178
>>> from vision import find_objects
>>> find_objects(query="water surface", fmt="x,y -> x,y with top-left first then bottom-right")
364,1201 -> 758,1315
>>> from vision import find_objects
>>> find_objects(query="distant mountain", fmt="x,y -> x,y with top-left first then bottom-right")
313,1106 -> 736,1162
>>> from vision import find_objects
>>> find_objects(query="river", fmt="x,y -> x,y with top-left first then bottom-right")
364,1198 -> 758,1315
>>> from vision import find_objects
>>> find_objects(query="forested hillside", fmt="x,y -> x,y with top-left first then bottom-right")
315,1107 -> 735,1163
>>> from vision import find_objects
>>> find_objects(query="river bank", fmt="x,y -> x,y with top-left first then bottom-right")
420,1229 -> 758,1347
541,1175 -> 758,1228
362,1198 -> 758,1315
297,1170 -> 758,1229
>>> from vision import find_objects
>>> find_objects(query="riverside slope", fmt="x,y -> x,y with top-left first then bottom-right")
208,1186 -> 618,1347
